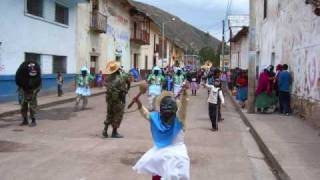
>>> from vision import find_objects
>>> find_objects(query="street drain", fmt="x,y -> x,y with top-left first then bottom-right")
120,152 -> 145,166
0,140 -> 26,152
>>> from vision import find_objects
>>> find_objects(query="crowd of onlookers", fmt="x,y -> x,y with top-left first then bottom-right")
226,64 -> 292,115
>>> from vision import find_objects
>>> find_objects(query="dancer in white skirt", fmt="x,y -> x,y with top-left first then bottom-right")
75,67 -> 94,110
132,86 -> 190,180
173,68 -> 186,97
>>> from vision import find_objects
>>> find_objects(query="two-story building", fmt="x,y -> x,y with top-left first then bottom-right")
0,0 -> 80,102
76,0 -> 131,75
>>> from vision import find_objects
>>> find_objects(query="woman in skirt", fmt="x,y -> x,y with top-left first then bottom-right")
132,86 -> 190,180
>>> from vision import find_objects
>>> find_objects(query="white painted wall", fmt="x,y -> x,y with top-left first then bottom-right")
0,0 -> 77,75
230,35 -> 249,70
255,0 -> 320,101
106,1 -> 131,71
76,0 -> 131,73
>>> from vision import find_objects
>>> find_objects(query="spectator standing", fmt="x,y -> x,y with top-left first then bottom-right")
236,71 -> 248,108
57,72 -> 64,97
95,70 -> 103,88
277,64 -> 292,115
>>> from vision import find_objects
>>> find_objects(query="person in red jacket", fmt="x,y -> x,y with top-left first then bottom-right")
235,70 -> 248,108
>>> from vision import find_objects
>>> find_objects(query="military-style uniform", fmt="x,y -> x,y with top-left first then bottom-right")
15,60 -> 42,127
20,88 -> 39,120
103,61 -> 130,138
104,72 -> 128,129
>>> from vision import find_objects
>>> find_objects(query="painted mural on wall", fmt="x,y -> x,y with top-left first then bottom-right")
257,0 -> 320,101
105,5 -> 130,70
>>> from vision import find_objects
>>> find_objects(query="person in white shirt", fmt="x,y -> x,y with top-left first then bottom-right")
204,79 -> 225,131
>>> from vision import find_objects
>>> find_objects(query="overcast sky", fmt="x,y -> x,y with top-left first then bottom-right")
134,0 -> 249,40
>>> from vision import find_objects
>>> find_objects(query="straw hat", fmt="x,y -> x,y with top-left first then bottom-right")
106,61 -> 120,75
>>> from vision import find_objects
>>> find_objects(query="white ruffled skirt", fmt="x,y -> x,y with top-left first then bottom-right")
133,132 -> 190,180
173,84 -> 182,97
75,87 -> 91,96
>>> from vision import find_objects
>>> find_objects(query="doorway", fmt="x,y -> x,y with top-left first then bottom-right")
90,56 -> 98,75
134,53 -> 139,69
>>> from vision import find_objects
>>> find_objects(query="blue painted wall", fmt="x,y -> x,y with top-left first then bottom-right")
0,74 -> 75,102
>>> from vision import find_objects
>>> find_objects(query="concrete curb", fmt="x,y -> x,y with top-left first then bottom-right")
226,90 -> 291,180
0,82 -> 142,119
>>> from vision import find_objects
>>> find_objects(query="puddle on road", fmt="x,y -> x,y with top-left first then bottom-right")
0,140 -> 26,152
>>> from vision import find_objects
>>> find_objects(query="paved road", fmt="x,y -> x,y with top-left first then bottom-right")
0,87 -> 275,180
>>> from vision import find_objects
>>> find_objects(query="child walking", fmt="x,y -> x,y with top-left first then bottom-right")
190,73 -> 198,96
132,86 -> 190,180
205,79 -> 225,131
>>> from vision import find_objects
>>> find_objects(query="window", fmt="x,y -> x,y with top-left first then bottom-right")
55,3 -> 69,25
263,0 -> 268,19
52,56 -> 67,73
25,53 -> 41,66
26,0 -> 43,17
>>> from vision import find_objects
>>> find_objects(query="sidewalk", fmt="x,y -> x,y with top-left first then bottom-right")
230,94 -> 320,180
0,81 -> 143,118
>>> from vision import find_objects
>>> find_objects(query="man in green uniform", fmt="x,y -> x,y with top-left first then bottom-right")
103,61 -> 130,138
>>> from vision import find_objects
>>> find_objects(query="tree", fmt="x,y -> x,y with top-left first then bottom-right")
199,47 -> 219,66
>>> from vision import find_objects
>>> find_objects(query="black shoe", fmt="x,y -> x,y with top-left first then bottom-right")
211,128 -> 218,132
111,133 -> 124,138
102,130 -> 109,138
29,118 -> 37,127
20,118 -> 29,126
111,128 -> 124,138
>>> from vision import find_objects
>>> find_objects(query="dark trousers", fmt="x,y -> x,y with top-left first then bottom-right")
57,84 -> 63,96
208,103 -> 219,129
279,91 -> 290,114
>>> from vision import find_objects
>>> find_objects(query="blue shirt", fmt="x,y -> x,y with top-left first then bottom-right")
149,112 -> 182,148
278,71 -> 291,92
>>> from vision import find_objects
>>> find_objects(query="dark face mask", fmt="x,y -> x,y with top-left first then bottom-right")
28,63 -> 38,77
81,70 -> 87,77
177,70 -> 181,76
154,70 -> 159,76
160,96 -> 177,120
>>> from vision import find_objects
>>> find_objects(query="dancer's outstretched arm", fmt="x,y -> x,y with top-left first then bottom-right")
177,88 -> 188,130
134,98 -> 150,121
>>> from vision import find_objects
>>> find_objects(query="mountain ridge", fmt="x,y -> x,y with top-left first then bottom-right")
129,0 -> 221,52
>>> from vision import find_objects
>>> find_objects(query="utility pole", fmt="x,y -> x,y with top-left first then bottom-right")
228,19 -> 232,71
161,22 -> 165,68
221,20 -> 225,69
247,0 -> 257,113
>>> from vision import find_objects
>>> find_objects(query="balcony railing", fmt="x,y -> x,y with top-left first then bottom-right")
90,10 -> 107,33
131,29 -> 150,45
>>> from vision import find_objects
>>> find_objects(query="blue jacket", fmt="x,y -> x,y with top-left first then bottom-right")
278,71 -> 291,92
